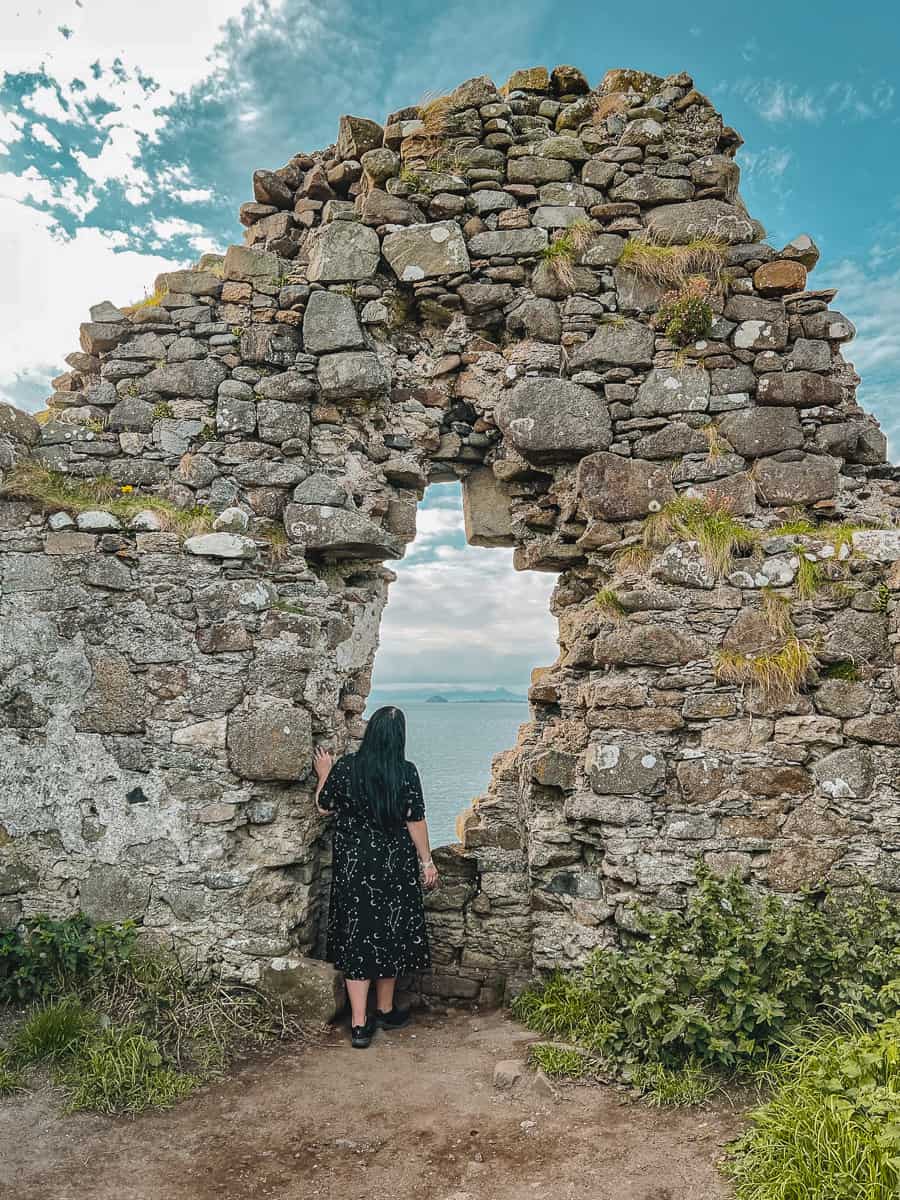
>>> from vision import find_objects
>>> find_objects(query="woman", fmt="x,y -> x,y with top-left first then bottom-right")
313,706 -> 439,1049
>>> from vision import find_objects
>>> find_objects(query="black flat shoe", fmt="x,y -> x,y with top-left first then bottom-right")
351,1019 -> 375,1048
376,1005 -> 410,1030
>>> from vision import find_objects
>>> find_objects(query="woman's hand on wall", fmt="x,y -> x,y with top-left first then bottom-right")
313,747 -> 333,781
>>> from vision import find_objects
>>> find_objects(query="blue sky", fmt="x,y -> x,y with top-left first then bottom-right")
3,0 -> 899,687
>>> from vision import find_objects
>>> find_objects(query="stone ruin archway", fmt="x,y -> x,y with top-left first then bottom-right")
1,63 -> 899,1008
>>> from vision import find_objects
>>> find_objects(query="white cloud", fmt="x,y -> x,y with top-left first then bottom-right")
822,257 -> 900,448
373,490 -> 558,687
21,85 -> 71,123
174,187 -> 215,204
0,197 -> 179,411
72,125 -> 152,193
0,108 -> 26,149
725,77 -> 895,125
3,2 -> 251,94
150,216 -> 205,240
740,145 -> 793,181
30,123 -> 62,150
0,166 -> 97,219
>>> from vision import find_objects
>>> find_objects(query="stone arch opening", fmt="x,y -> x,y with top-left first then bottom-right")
1,63 -> 899,1009
367,477 -> 558,833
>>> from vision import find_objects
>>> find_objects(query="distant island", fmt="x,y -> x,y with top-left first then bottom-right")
373,687 -> 527,705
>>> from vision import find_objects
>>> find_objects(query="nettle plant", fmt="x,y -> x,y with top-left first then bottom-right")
512,869 -> 900,1076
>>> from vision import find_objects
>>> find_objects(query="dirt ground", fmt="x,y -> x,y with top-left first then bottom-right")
0,1008 -> 743,1200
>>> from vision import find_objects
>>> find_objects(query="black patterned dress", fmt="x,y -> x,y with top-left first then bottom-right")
319,754 -> 431,980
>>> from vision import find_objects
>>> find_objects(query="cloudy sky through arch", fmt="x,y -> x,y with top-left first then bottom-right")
3,0 -> 900,687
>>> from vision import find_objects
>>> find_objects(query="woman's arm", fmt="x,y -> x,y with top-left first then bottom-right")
406,820 -> 438,889
313,748 -> 334,814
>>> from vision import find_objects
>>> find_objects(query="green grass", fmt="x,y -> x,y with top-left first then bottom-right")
703,422 -> 726,460
759,586 -> 794,639
795,554 -> 824,600
11,998 -> 99,1065
642,494 -> 760,578
57,1026 -> 199,1115
823,660 -> 862,681
713,637 -> 816,707
260,521 -> 291,563
725,1018 -> 900,1200
618,235 -> 728,286
631,1060 -> 719,1107
528,1042 -> 592,1079
122,284 -> 168,313
2,462 -> 213,538
0,1051 -> 25,1096
595,586 -> 627,620
539,220 -> 594,290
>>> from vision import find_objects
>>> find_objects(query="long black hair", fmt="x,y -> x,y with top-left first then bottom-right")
349,706 -> 408,830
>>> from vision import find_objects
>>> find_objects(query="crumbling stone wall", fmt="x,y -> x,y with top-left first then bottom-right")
2,64 -> 900,1007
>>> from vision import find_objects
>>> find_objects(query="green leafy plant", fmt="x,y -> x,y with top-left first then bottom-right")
512,869 -> 900,1078
0,914 -> 136,1004
725,1018 -> 900,1200
398,165 -> 422,189
823,659 -> 862,681
619,235 -> 728,287
151,401 -> 175,420
654,275 -> 714,347
0,914 -> 307,1113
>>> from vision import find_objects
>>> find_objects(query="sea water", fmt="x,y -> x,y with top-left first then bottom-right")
364,699 -> 531,847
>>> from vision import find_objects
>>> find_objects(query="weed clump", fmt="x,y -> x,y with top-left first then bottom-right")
1,915 -> 306,1115
539,220 -> 594,291
654,275 -> 714,347
619,235 -> 728,287
713,637 -> 816,707
641,493 -> 759,578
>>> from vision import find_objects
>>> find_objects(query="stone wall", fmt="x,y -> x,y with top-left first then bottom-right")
2,63 -> 900,1007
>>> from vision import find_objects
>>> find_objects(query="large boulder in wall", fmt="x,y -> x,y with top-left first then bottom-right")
226,701 -> 312,782
462,467 -> 515,547
577,451 -> 676,521
496,378 -> 611,463
646,199 -> 765,244
284,503 -> 403,559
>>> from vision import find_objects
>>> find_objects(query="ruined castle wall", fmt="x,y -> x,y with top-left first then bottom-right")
2,63 -> 900,1005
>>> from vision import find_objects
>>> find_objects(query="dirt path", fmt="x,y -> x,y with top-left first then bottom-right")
0,1009 -> 742,1200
